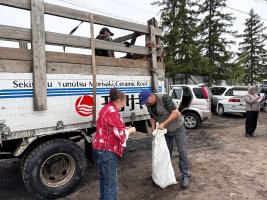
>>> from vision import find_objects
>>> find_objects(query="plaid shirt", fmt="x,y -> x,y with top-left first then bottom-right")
92,101 -> 126,157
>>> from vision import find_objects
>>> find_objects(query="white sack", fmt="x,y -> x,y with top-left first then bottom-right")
152,124 -> 177,188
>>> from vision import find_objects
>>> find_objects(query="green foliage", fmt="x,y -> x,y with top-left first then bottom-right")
152,0 -> 237,85
152,0 -> 208,83
197,0 -> 236,85
237,9 -> 267,85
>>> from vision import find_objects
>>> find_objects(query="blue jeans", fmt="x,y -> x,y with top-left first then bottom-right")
93,149 -> 118,200
164,125 -> 190,178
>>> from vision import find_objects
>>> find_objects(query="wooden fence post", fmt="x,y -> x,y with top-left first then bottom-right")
31,0 -> 47,111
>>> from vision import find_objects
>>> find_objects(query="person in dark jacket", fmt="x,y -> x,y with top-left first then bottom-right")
139,89 -> 191,189
95,27 -> 114,57
244,85 -> 261,137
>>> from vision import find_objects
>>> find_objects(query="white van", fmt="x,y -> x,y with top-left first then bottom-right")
169,85 -> 212,129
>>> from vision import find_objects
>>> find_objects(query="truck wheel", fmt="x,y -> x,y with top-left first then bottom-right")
22,138 -> 87,200
184,112 -> 200,129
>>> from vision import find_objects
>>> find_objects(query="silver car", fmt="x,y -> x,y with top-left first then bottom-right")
169,84 -> 212,129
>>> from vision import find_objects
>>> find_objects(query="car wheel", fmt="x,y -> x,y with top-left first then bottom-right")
183,112 -> 200,129
217,104 -> 224,116
264,104 -> 267,112
22,138 -> 87,200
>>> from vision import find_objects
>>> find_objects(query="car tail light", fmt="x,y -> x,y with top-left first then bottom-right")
228,98 -> 240,102
202,87 -> 209,101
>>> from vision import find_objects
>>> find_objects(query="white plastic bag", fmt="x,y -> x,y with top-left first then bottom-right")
151,123 -> 177,188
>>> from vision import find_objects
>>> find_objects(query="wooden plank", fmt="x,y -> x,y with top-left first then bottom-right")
31,0 -> 47,111
0,59 -> 165,76
0,25 -> 151,55
0,59 -> 31,72
0,25 -> 31,41
0,47 -> 32,61
0,0 -> 162,36
0,47 -> 164,68
0,0 -> 30,10
0,25 -> 90,48
45,3 -> 162,36
148,24 -> 158,93
90,14 -> 97,123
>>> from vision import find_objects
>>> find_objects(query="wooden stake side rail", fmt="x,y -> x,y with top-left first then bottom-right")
0,25 -> 156,56
0,47 -> 163,69
0,0 -> 164,121
0,59 -> 165,76
0,0 -> 162,36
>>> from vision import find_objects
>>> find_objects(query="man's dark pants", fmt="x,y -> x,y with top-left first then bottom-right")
164,125 -> 190,178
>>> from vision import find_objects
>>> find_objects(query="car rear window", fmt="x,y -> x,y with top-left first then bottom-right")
210,87 -> 226,95
225,87 -> 247,96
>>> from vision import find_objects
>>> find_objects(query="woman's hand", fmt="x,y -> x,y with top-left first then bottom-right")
127,127 -> 136,135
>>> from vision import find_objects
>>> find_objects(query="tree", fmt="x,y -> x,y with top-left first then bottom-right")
237,9 -> 267,85
152,0 -> 208,84
197,0 -> 236,85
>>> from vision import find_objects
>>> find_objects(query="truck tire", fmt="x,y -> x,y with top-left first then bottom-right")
22,138 -> 87,200
184,112 -> 200,129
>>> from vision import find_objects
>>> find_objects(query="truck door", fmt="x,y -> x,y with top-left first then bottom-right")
169,87 -> 183,108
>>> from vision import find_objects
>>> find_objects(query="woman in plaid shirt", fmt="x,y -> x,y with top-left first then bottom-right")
93,88 -> 136,200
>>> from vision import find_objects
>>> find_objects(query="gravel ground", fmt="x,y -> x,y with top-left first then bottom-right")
0,112 -> 266,200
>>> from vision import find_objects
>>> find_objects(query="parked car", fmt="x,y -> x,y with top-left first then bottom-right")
210,86 -> 248,116
257,84 -> 267,112
169,84 -> 212,129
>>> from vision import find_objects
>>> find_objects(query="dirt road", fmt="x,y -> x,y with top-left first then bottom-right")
0,112 -> 266,200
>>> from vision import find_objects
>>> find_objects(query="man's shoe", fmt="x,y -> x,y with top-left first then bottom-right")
181,177 -> 190,189
250,134 -> 255,137
244,134 -> 250,137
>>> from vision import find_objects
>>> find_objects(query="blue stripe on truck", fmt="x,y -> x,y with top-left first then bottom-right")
0,87 -> 162,99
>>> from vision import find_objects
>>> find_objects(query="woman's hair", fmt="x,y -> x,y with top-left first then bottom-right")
248,85 -> 257,94
110,88 -> 126,102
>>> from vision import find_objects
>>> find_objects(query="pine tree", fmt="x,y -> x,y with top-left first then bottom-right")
237,9 -> 267,85
152,0 -> 208,84
197,0 -> 236,85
